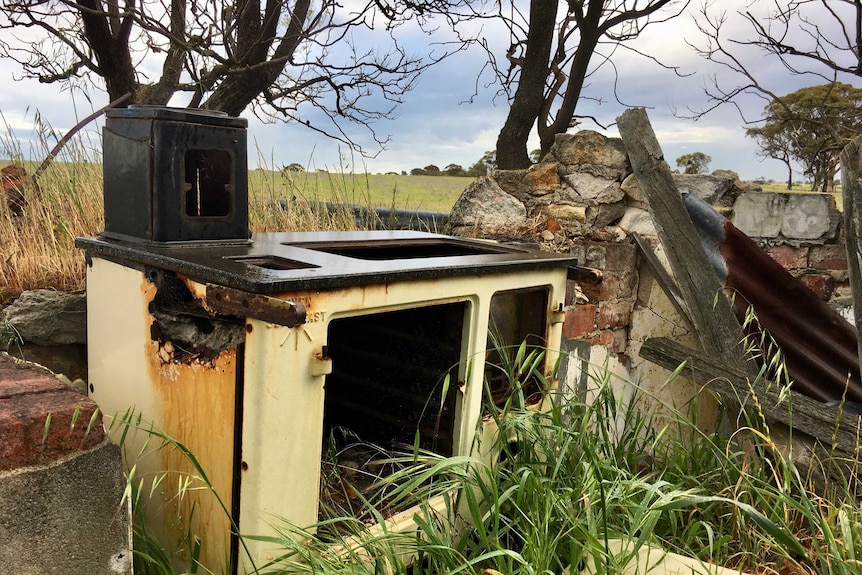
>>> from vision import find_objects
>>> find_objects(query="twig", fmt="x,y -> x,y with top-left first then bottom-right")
32,92 -> 131,183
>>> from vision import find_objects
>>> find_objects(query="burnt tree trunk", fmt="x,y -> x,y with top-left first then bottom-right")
495,0 -> 558,170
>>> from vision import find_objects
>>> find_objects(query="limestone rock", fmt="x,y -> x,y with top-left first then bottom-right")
618,207 -> 657,237
549,131 -> 630,180
541,204 -> 587,223
1,290 -> 86,346
523,163 -> 560,196
673,173 -> 734,204
563,172 -> 624,203
621,174 -> 641,200
489,169 -> 529,199
447,177 -> 528,236
712,169 -> 762,193
586,200 -> 627,228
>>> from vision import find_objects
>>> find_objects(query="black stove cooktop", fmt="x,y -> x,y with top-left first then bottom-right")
76,230 -> 578,294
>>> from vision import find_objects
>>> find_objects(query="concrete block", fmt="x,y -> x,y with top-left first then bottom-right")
731,193 -> 785,237
0,440 -> 131,575
781,194 -> 830,239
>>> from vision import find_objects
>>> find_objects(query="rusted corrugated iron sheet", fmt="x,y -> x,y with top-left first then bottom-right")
684,193 -> 862,404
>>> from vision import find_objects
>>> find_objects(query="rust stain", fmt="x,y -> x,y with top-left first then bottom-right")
143,283 -> 237,573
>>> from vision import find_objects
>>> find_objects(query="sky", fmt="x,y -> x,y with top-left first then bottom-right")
0,1 -> 857,182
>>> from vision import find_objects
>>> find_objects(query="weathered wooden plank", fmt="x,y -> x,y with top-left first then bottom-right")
840,138 -> 862,373
640,337 -> 862,453
616,108 -> 756,376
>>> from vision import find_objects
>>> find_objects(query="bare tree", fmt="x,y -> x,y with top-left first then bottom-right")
482,0 -> 689,170
0,0 -> 470,153
689,0 -> 862,121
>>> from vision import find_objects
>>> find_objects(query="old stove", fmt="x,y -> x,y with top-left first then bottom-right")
78,106 -> 576,573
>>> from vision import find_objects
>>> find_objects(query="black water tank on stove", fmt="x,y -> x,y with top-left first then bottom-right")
102,106 -> 249,243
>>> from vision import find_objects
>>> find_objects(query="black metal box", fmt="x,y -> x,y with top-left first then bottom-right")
103,106 -> 249,243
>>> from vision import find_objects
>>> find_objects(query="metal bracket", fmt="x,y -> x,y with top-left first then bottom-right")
206,284 -> 307,327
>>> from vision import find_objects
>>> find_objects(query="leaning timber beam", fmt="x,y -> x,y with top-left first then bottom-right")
640,337 -> 862,454
617,108 -> 757,376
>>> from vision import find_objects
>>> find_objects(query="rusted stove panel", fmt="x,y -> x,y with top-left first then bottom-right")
88,258 -> 240,573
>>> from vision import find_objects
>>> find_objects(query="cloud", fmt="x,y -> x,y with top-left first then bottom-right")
1,0 -> 852,183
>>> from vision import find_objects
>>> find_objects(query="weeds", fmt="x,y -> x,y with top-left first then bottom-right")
116,336 -> 862,575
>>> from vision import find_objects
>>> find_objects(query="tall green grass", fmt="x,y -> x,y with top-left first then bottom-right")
120,340 -> 862,575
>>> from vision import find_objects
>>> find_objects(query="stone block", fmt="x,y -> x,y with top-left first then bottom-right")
2,289 -> 87,346
597,300 -> 635,330
562,172 -> 623,203
799,273 -> 835,301
541,204 -> 586,223
766,245 -> 809,269
674,173 -> 734,204
563,304 -> 597,339
781,194 -> 830,239
732,193 -> 785,237
550,131 -> 629,179
524,163 -> 560,195
586,200 -> 627,228
809,243 -> 848,270
447,176 -> 528,236
618,207 -> 656,237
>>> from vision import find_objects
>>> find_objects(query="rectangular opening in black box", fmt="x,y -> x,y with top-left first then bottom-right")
184,149 -> 232,218
286,238 -> 519,260
319,302 -> 465,524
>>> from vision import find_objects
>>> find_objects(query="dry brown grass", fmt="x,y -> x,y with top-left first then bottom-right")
1,149 -> 103,305
0,160 -> 367,305
0,132 -> 388,305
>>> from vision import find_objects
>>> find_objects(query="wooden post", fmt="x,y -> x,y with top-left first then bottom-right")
616,108 -> 755,375
840,138 -> 862,372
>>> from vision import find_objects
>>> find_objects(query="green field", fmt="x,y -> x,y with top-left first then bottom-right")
250,170 -> 471,213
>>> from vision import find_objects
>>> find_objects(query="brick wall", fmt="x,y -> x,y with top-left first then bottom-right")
563,239 -> 639,355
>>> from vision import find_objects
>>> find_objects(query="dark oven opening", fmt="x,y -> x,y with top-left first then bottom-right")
319,302 -> 466,527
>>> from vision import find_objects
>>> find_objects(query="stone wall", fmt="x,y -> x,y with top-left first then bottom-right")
731,192 -> 849,305
446,130 -> 849,428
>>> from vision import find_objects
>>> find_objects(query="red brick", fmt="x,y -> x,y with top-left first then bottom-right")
581,270 -> 638,302
562,304 -> 596,339
588,330 -> 615,347
0,356 -> 104,471
597,300 -> 634,329
799,273 -> 835,301
809,244 -> 848,271
766,245 -> 808,269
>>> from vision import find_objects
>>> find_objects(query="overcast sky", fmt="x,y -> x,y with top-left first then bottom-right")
0,1 -> 857,182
